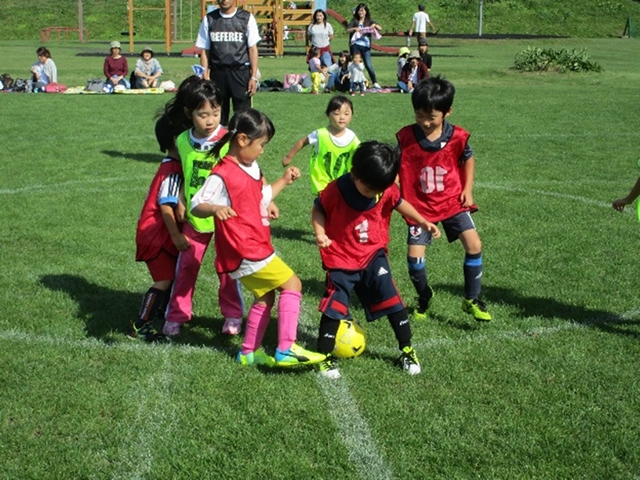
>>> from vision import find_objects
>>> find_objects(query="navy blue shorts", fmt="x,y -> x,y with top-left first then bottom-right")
407,211 -> 476,244
318,250 -> 405,322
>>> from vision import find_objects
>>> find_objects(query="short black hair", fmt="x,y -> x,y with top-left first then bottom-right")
351,141 -> 400,192
325,95 -> 354,116
411,75 -> 456,115
418,4 -> 425,11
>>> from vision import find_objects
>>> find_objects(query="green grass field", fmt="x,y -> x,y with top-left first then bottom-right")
1,38 -> 640,478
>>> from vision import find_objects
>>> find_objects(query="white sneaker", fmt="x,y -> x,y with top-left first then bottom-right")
162,321 -> 181,336
373,82 -> 381,89
222,317 -> 242,335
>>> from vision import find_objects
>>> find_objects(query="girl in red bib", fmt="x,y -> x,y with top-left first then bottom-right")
191,109 -> 325,368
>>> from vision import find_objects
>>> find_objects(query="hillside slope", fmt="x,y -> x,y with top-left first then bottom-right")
0,0 -> 639,41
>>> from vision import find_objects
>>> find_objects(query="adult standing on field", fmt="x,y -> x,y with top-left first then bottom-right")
347,3 -> 382,89
408,4 -> 435,45
307,9 -> 334,67
196,0 -> 261,126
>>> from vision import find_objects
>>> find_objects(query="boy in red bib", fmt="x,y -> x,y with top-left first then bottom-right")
312,141 -> 441,379
397,76 -> 492,322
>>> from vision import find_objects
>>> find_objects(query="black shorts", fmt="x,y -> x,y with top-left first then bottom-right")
407,210 -> 476,244
318,250 -> 405,322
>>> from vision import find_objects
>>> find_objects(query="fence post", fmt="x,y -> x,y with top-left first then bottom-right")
623,17 -> 632,38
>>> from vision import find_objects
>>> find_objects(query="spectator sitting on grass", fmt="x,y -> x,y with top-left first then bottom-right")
134,46 -> 163,88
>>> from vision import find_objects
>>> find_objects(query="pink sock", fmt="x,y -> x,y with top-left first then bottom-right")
277,290 -> 302,351
242,303 -> 272,354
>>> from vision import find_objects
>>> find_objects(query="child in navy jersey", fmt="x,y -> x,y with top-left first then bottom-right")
312,141 -> 441,379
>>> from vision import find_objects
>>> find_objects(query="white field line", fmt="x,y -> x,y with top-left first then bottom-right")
112,356 -> 176,480
1,309 -> 637,355
1,308 -> 637,480
297,302 -> 394,480
317,377 -> 395,480
0,176 -> 149,195
477,182 -> 623,210
371,308 -> 640,356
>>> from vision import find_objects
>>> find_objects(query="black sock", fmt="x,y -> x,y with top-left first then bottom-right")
463,252 -> 483,300
317,314 -> 341,354
387,309 -> 412,350
407,256 -> 432,309
136,287 -> 165,328
157,286 -> 171,320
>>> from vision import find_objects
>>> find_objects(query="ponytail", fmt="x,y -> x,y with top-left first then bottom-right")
209,109 -> 275,159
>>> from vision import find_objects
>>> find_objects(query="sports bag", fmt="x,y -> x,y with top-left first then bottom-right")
12,78 -> 30,92
0,73 -> 14,90
85,78 -> 105,92
45,82 -> 68,93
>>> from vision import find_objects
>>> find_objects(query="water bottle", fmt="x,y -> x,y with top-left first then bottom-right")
27,79 -> 33,93
406,35 -> 411,47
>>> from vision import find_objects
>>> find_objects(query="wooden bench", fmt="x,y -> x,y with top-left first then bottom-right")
40,26 -> 89,43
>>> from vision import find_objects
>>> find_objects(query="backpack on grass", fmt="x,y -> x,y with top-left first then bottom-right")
12,78 -> 30,92
0,73 -> 14,90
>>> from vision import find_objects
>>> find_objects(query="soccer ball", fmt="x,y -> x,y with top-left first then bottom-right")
333,320 -> 366,359
102,84 -> 113,94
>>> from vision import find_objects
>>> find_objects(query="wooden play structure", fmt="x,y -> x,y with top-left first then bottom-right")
199,0 -> 314,56
124,0 -> 173,53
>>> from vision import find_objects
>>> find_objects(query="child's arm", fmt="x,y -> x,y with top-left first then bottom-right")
395,199 -> 441,239
160,204 -> 190,250
191,202 -> 236,220
408,19 -> 416,37
459,155 -> 475,208
175,183 -> 186,223
612,177 -> 640,212
282,135 -> 310,166
311,204 -> 332,248
270,167 -> 301,200
190,175 -> 237,220
261,176 -> 280,219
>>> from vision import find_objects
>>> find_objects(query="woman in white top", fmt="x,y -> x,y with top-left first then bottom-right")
307,9 -> 334,67
31,46 -> 57,91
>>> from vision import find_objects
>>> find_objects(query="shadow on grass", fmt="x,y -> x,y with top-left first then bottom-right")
102,150 -> 159,163
436,283 -> 640,338
38,274 -> 239,352
271,225 -> 316,246
37,274 -> 326,366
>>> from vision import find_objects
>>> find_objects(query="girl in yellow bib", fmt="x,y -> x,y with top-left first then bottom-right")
282,96 -> 360,195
